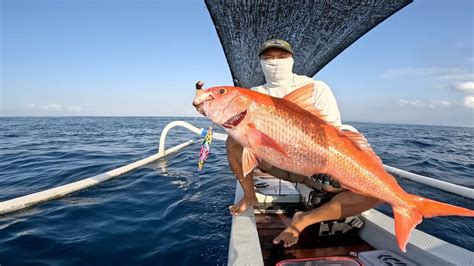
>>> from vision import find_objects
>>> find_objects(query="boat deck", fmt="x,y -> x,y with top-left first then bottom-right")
255,212 -> 374,265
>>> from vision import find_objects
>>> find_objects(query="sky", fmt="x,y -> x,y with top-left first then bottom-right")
1,0 -> 473,127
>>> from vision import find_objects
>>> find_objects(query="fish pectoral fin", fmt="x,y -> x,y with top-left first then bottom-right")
246,123 -> 288,157
242,148 -> 259,177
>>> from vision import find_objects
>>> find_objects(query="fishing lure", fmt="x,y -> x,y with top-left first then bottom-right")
198,127 -> 213,170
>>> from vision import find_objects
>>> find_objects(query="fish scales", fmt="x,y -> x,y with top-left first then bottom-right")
193,84 -> 474,251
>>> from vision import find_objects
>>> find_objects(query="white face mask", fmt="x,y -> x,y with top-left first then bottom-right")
260,57 -> 294,86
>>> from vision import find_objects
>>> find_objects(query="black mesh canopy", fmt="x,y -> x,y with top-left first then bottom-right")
205,0 -> 412,88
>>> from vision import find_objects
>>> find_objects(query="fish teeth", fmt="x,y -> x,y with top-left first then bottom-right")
223,110 -> 246,128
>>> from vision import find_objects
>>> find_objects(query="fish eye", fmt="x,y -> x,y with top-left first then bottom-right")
219,88 -> 227,95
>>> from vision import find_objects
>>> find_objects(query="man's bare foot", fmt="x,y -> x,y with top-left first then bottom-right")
273,211 -> 306,247
229,195 -> 258,215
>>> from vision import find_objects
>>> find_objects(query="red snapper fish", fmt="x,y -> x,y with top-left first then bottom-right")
192,83 -> 474,252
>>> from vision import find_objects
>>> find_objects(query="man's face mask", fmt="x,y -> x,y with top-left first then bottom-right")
260,57 -> 294,83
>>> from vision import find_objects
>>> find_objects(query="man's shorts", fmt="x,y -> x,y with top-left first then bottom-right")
259,165 -> 342,193
258,165 -> 344,208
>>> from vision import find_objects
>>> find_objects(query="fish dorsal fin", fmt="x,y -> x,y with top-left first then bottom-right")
341,130 -> 383,166
283,83 -> 339,128
283,83 -> 322,117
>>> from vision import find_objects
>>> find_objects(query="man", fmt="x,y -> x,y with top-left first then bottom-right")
225,39 -> 382,247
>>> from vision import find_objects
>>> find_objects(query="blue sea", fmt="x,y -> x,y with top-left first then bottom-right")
0,117 -> 473,265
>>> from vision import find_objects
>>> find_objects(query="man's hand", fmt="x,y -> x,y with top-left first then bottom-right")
311,173 -> 345,193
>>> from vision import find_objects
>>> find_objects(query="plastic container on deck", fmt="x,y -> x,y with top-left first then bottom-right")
276,256 -> 361,266
358,250 -> 418,266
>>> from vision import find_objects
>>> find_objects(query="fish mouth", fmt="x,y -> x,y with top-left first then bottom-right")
222,110 -> 247,129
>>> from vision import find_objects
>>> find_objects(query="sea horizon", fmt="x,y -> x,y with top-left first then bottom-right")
1,115 -> 473,129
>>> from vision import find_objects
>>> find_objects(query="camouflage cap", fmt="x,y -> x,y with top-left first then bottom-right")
259,39 -> 294,56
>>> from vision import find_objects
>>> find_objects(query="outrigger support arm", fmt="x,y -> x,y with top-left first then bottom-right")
0,120 -> 227,216
158,121 -> 227,156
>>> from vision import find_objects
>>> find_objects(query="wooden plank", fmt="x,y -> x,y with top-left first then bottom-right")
256,213 -> 374,265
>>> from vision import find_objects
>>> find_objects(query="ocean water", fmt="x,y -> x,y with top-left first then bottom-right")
0,117 -> 473,265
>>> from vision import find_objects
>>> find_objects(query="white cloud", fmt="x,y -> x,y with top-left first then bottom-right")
399,99 -> 452,109
454,41 -> 472,48
384,67 -> 474,109
453,81 -> 474,109
454,81 -> 474,93
464,95 -> 474,109
66,106 -> 83,112
26,104 -> 83,113
382,67 -> 473,81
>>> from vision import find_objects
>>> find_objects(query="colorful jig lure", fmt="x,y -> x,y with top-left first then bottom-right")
198,127 -> 213,170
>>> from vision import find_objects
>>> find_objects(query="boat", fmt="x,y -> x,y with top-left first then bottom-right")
1,1 -> 473,265
203,1 -> 474,264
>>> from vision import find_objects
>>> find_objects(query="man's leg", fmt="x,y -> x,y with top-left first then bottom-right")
273,191 -> 382,247
226,136 -> 258,215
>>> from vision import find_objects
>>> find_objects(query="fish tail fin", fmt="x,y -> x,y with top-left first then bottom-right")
393,207 -> 422,252
411,195 -> 474,218
393,195 -> 474,252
